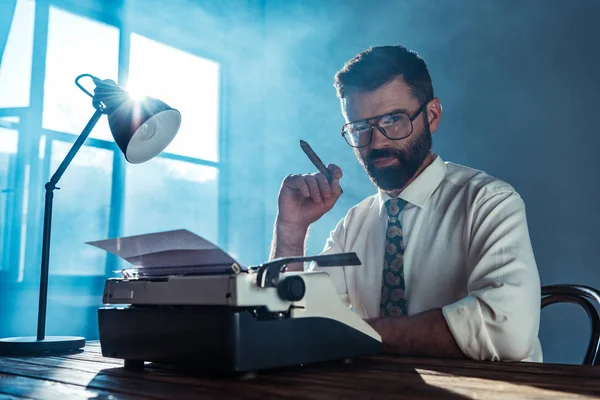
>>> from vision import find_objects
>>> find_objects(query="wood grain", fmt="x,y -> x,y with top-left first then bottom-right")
0,341 -> 599,399
0,372 -> 133,400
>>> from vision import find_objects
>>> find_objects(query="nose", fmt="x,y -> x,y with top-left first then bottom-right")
369,126 -> 389,149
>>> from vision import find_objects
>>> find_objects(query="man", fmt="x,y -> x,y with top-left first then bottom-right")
270,45 -> 542,362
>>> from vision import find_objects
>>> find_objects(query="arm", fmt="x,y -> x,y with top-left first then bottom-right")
269,222 -> 309,271
442,190 -> 541,361
269,165 -> 343,271
367,309 -> 465,358
368,190 -> 540,361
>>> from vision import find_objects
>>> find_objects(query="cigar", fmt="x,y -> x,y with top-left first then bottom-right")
299,140 -> 343,193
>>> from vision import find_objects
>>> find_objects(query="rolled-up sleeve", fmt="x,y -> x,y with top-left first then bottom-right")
306,218 -> 350,306
442,190 -> 541,361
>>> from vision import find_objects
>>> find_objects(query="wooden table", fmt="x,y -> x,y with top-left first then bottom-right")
1,341 -> 600,399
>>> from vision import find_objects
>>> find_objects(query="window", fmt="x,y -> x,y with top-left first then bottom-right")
42,6 -> 119,141
127,33 -> 220,161
0,123 -> 19,272
0,0 -> 232,347
39,6 -> 120,275
0,0 -> 35,108
47,140 -> 114,275
0,0 -> 226,341
30,11 -> 223,277
123,33 -> 221,245
0,2 -> 224,279
123,160 -> 219,241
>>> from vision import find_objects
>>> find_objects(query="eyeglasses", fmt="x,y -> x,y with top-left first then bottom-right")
341,101 -> 429,148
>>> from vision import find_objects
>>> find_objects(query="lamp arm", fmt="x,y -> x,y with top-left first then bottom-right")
47,109 -> 104,188
36,108 -> 104,341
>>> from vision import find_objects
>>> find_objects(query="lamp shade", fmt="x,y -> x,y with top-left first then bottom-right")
93,78 -> 181,164
107,97 -> 181,164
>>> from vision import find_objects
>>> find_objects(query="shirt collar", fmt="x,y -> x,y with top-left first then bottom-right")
377,154 -> 447,214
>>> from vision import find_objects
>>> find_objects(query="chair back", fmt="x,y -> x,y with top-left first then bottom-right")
541,285 -> 600,365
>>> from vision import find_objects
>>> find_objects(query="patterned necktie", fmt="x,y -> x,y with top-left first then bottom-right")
380,198 -> 408,317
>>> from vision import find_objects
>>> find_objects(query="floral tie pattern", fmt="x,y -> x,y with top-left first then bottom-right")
380,198 -> 408,317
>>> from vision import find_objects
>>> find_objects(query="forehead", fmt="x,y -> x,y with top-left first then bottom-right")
341,77 -> 417,123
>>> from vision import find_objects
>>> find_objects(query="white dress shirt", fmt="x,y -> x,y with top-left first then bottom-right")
308,155 -> 542,362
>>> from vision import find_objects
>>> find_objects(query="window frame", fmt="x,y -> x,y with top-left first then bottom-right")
0,0 -> 230,286
0,109 -> 25,283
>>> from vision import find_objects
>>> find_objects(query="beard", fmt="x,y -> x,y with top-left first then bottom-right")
357,124 -> 432,192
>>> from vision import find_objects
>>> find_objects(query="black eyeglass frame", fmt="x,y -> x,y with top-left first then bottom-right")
341,100 -> 430,148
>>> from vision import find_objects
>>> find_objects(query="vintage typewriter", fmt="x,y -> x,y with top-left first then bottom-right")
97,247 -> 382,374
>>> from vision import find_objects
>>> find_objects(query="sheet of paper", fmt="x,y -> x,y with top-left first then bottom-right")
87,229 -> 242,273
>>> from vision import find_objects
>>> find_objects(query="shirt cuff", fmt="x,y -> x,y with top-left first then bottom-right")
442,296 -> 499,361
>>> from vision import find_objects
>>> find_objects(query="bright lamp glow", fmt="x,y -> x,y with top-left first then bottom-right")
89,77 -> 182,164
126,108 -> 181,163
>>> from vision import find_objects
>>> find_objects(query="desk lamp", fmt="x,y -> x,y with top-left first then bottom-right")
0,74 -> 181,355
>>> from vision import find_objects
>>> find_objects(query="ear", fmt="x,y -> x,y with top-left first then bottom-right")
426,97 -> 443,133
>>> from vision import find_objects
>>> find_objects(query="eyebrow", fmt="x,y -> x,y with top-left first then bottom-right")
350,108 -> 410,124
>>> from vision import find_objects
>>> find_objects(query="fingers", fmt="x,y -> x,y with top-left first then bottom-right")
327,164 -> 343,180
315,173 -> 331,199
282,164 -> 344,203
304,174 -> 322,203
283,174 -> 322,203
283,174 -> 310,197
330,176 -> 342,196
327,164 -> 343,196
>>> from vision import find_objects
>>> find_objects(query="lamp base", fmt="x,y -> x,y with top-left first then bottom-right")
0,336 -> 85,355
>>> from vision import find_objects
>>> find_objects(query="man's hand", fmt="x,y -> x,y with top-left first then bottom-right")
269,164 -> 343,267
367,309 -> 466,359
277,164 -> 343,229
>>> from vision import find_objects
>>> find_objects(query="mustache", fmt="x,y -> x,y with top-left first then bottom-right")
366,148 -> 404,163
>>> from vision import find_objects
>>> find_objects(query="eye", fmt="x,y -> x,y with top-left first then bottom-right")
347,122 -> 370,134
380,113 -> 407,127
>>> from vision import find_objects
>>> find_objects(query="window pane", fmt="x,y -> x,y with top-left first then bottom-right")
43,7 -> 119,141
48,141 -> 113,275
128,33 -> 220,161
0,126 -> 18,271
0,0 -> 35,108
0,116 -> 19,128
123,158 -> 219,245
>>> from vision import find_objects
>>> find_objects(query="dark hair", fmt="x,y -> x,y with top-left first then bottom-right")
334,45 -> 434,104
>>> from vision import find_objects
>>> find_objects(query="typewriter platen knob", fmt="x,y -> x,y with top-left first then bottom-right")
277,276 -> 306,302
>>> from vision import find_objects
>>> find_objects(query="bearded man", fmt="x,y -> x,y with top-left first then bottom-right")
270,45 -> 542,362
